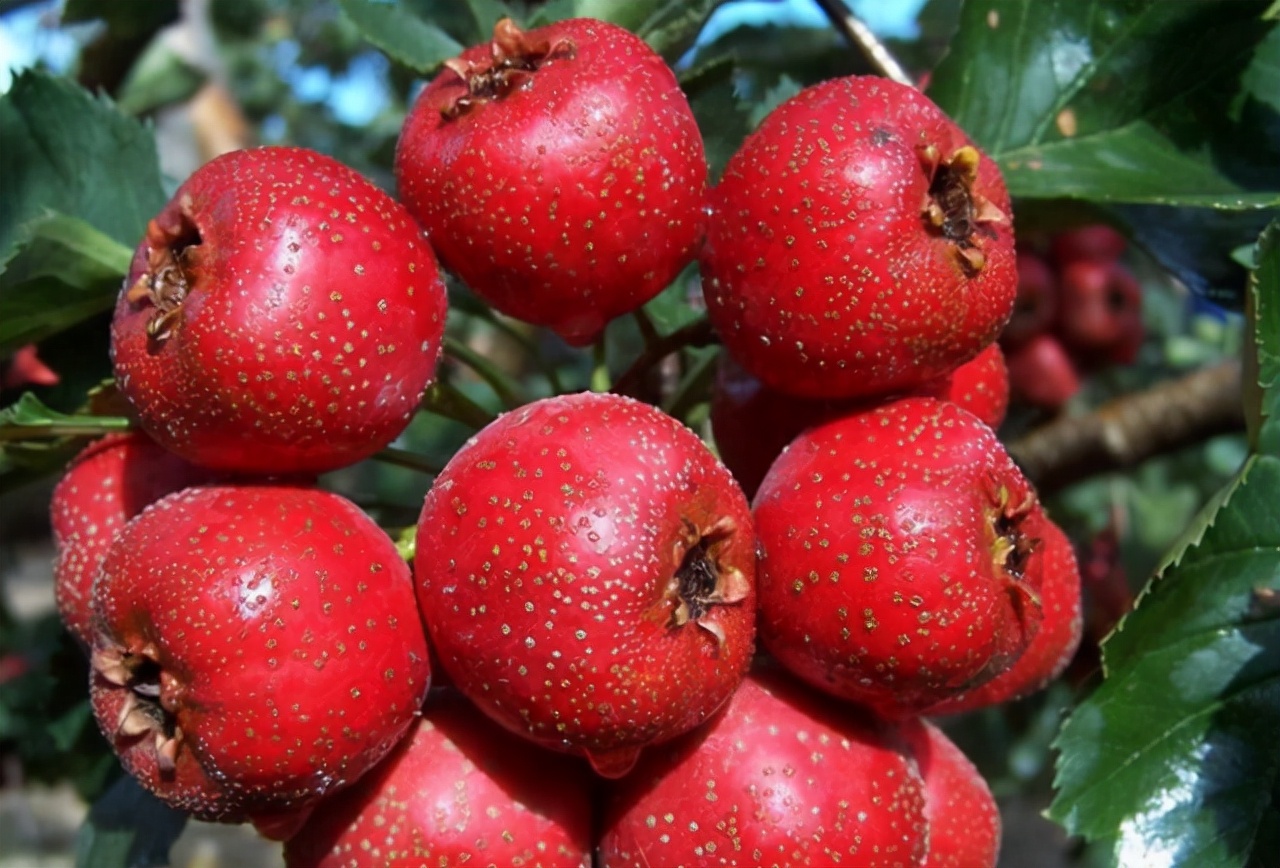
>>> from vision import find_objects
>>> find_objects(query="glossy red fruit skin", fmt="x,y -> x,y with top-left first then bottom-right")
1001,251 -> 1058,349
89,484 -> 430,823
902,720 -> 1000,868
1006,334 -> 1081,411
924,518 -> 1082,715
111,146 -> 447,476
50,432 -> 218,647
1049,224 -> 1127,266
753,397 -> 1045,718
396,18 -> 707,346
284,691 -> 593,868
1055,259 -> 1143,366
710,344 -> 1008,500
414,392 -> 757,777
701,75 -> 1016,401
598,667 -> 928,867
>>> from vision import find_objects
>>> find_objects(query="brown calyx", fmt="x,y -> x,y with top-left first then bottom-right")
667,515 -> 751,648
985,479 -> 1043,615
124,199 -> 202,349
919,144 -> 1009,276
440,18 -> 575,120
92,645 -> 182,775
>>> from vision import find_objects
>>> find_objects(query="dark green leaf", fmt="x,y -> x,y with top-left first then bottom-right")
0,392 -> 130,431
75,775 -> 188,868
635,0 -> 725,60
337,0 -> 464,73
1246,220 -> 1280,455
0,214 -> 133,352
0,71 -> 165,264
1243,20 -> 1280,114
930,0 -> 1279,208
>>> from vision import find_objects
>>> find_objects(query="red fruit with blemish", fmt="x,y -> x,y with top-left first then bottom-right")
284,691 -> 593,867
414,392 -> 756,777
89,484 -> 430,823
1049,224 -> 1127,267
701,75 -> 1016,401
1001,251 -> 1057,349
753,397 -> 1045,718
395,18 -> 707,346
50,432 -> 218,647
1006,334 -> 1081,411
901,720 -> 1000,867
1056,259 -> 1143,365
924,518 -> 1082,715
111,146 -> 447,476
597,667 -> 928,867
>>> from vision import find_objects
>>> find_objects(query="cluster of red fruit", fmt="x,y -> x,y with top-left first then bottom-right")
48,17 -> 1085,867
1003,226 -> 1144,411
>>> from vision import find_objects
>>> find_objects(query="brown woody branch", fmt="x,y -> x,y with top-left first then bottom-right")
1008,360 -> 1245,495
812,0 -> 914,87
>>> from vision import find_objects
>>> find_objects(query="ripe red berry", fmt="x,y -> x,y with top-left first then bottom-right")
701,75 -> 1016,401
1056,259 -> 1143,366
1006,333 -> 1081,411
753,397 -> 1045,718
902,720 -> 1001,867
89,484 -> 430,823
921,341 -> 1009,430
396,18 -> 707,346
925,517 -> 1082,714
50,432 -> 217,647
1001,251 -> 1058,349
598,667 -> 928,867
284,691 -> 593,867
1049,224 -> 1127,266
111,146 -> 447,476
414,392 -> 756,777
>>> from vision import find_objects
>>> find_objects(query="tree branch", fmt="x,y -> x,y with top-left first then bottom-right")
811,0 -> 914,87
1008,360 -> 1245,495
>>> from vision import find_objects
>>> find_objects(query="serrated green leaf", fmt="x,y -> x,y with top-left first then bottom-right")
1246,220 -> 1280,455
1049,451 -> 1280,866
930,0 -> 1279,209
337,0 -> 464,73
0,213 -> 133,352
0,70 -> 165,265
75,775 -> 188,868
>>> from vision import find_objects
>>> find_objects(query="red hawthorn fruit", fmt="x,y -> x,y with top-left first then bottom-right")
111,146 -> 447,476
1001,251 -> 1058,349
710,344 -> 1008,500
924,518 -> 1082,715
414,392 -> 757,778
598,667 -> 928,867
753,397 -> 1045,718
701,75 -> 1016,401
1006,333 -> 1081,411
902,720 -> 1000,868
1049,224 -> 1127,267
396,18 -> 707,346
50,432 -> 218,647
284,691 -> 593,867
89,484 -> 430,824
1056,259 -> 1144,365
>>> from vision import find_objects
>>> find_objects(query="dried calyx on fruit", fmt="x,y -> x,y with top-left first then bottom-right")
920,143 -> 1009,275
440,18 -> 576,118
123,206 -> 202,346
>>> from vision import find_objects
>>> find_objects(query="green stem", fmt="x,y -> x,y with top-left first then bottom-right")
0,417 -> 133,442
664,349 -> 721,422
370,446 -> 443,475
612,318 -> 717,397
590,338 -> 611,392
420,381 -> 497,430
393,525 -> 417,563
443,336 -> 527,409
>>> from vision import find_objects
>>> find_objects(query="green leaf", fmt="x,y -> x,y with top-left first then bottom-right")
337,0 -> 464,73
0,392 -> 130,433
1243,20 -> 1280,114
115,39 -> 207,115
0,213 -> 133,352
635,0 -> 725,60
0,70 -> 165,264
75,775 -> 188,868
1245,220 -> 1280,455
1049,453 -> 1280,867
930,0 -> 1279,208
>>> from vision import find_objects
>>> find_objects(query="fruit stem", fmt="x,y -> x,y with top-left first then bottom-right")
590,338 -> 612,392
393,525 -> 417,563
371,446 -> 443,476
0,413 -> 133,443
812,0 -> 914,86
664,349 -> 719,422
420,381 -> 497,430
632,308 -> 661,351
443,336 -> 527,409
452,298 -> 563,394
612,318 -> 717,398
